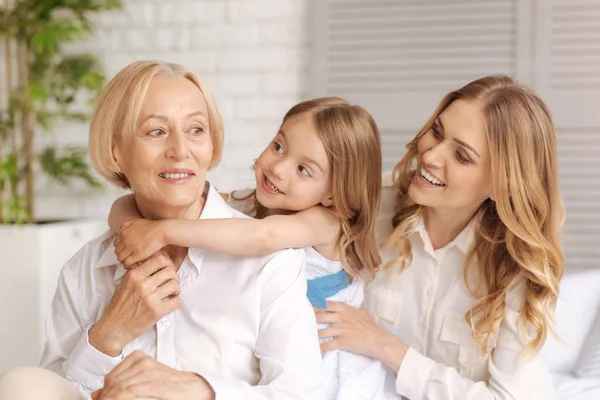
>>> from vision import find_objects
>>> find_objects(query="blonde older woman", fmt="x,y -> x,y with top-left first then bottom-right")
0,61 -> 323,400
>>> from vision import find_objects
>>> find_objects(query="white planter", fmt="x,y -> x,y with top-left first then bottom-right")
0,219 -> 108,373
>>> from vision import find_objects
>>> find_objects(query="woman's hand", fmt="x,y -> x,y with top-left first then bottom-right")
88,251 -> 182,357
91,350 -> 215,400
316,301 -> 409,372
114,219 -> 170,267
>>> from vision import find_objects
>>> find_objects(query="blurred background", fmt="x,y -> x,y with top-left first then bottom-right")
0,0 -> 599,396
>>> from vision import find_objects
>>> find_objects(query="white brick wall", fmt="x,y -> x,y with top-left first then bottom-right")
36,0 -> 312,220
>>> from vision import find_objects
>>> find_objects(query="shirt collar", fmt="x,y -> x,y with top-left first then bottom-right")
94,182 -> 232,282
411,215 -> 476,256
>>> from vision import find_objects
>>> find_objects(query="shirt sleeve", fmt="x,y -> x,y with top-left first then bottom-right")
201,249 -> 325,400
40,266 -> 123,399
394,287 -> 558,400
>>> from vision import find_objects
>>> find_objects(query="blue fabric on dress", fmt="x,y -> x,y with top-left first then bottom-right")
306,269 -> 350,309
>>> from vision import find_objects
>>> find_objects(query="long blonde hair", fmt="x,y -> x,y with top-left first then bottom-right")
243,97 -> 383,278
386,76 -> 565,355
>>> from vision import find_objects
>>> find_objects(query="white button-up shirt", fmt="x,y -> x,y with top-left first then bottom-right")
365,184 -> 557,400
40,184 -> 324,399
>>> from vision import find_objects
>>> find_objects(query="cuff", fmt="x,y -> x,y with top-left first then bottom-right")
63,324 -> 124,391
395,347 -> 436,399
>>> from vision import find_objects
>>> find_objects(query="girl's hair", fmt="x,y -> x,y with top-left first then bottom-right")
241,97 -> 383,278
386,76 -> 565,355
89,60 -> 223,189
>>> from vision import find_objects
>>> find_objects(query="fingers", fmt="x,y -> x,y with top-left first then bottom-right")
121,253 -> 142,268
105,350 -> 148,382
133,252 -> 174,278
320,339 -> 341,353
156,294 -> 183,317
326,301 -> 349,311
315,311 -> 342,325
148,265 -> 180,288
318,327 -> 342,339
101,382 -> 157,400
154,277 -> 181,300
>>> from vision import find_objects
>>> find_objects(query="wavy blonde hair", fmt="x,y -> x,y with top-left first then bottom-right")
240,97 -> 382,278
385,76 -> 565,355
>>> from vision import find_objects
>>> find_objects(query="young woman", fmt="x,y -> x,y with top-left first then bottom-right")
315,76 -> 563,399
109,97 -> 399,399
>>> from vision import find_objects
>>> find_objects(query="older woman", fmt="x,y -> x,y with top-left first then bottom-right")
0,61 -> 323,400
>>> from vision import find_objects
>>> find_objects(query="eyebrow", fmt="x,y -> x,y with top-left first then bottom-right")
435,117 -> 481,158
279,129 -> 326,173
141,111 -> 208,123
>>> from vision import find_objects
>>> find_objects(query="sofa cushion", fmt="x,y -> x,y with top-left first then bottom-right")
541,268 -> 600,373
575,308 -> 600,378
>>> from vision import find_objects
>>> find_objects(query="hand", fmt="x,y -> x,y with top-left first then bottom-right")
315,301 -> 408,372
91,350 -> 215,400
89,251 -> 182,357
114,219 -> 169,268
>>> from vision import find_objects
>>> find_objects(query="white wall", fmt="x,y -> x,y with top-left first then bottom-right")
36,0 -> 312,220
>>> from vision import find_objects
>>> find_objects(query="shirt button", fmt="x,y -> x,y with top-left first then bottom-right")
161,318 -> 171,327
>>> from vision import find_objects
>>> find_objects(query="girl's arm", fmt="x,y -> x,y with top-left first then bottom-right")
108,194 -> 141,233
115,206 -> 340,266
109,193 -> 231,233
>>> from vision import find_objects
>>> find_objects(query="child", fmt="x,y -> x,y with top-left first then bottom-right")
108,97 -> 398,399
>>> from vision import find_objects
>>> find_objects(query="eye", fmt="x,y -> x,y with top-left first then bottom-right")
148,129 -> 165,137
431,124 -> 443,140
189,127 -> 204,135
298,165 -> 311,177
273,141 -> 284,154
456,151 -> 471,164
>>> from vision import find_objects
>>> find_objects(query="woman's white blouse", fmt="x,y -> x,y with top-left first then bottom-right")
364,185 -> 557,400
40,185 -> 324,399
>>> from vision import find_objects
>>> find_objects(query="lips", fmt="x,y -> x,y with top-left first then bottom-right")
420,167 -> 446,186
263,175 -> 284,194
158,168 -> 195,179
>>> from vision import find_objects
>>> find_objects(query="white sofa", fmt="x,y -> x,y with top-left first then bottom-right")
541,268 -> 600,399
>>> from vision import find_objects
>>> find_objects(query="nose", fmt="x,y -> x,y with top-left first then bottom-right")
270,158 -> 287,181
165,131 -> 190,161
421,141 -> 445,169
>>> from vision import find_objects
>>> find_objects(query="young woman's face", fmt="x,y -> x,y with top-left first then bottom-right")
409,99 -> 494,216
114,76 -> 213,215
254,113 -> 333,212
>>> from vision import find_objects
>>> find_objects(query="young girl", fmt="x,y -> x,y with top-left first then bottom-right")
108,97 -> 399,399
314,76 -> 563,399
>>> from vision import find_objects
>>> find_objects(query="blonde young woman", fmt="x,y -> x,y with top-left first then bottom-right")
108,98 -> 399,399
316,76 -> 563,399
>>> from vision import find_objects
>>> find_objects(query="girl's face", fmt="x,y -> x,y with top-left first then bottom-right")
409,99 -> 494,217
254,113 -> 333,212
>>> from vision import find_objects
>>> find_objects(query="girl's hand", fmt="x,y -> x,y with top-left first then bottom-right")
114,219 -> 169,267
315,301 -> 409,372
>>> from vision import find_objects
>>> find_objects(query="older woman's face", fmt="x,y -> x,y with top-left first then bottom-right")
114,76 -> 212,212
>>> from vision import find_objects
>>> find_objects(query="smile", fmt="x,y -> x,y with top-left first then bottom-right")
159,173 -> 191,179
420,168 -> 446,186
263,175 -> 284,194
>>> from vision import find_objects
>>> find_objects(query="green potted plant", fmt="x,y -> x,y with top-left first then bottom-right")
0,0 -> 126,223
0,0 -> 122,372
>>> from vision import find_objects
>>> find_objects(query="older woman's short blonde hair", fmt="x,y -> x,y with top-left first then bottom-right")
89,60 -> 224,189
